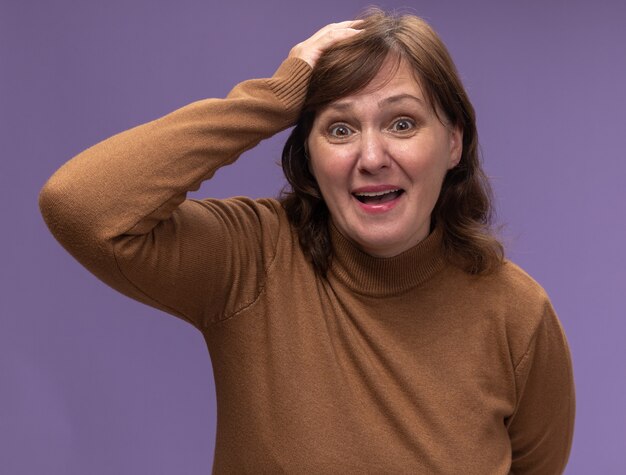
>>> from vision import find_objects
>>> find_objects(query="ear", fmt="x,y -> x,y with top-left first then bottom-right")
448,125 -> 463,169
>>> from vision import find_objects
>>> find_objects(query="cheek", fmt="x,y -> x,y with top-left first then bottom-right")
308,144 -> 353,190
393,141 -> 437,173
310,158 -> 346,195
396,142 -> 452,196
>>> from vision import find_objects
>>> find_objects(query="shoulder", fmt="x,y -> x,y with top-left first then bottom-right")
444,258 -> 549,309
491,261 -> 561,366
446,259 -> 556,366
190,196 -> 288,227
189,196 -> 296,250
484,260 -> 549,306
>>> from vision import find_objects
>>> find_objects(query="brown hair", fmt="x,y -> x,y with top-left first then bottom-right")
280,9 -> 504,275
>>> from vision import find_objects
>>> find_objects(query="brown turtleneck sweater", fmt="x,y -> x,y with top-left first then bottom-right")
39,58 -> 575,474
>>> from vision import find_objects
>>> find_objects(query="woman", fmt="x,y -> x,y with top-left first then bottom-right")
39,10 -> 575,474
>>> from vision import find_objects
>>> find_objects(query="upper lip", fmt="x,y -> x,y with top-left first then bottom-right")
352,185 -> 403,195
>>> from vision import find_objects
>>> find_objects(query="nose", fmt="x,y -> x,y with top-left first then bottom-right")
356,129 -> 391,174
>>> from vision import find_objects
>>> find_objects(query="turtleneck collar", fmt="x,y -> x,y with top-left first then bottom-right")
328,224 -> 446,297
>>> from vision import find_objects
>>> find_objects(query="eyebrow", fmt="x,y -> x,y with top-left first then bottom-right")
379,94 -> 425,108
324,93 -> 426,113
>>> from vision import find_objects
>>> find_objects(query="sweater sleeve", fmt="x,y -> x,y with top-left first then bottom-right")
38,58 -> 312,330
506,301 -> 576,474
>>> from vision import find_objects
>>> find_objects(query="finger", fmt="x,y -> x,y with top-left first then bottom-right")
316,26 -> 363,48
316,20 -> 364,36
327,19 -> 365,28
311,20 -> 362,37
289,20 -> 365,67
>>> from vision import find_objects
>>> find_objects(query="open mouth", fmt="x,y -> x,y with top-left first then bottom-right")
353,189 -> 405,204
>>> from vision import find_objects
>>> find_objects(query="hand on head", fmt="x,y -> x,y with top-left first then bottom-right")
288,20 -> 364,68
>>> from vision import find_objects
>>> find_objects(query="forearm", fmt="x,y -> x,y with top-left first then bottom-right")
38,58 -> 311,324
39,58 -> 310,244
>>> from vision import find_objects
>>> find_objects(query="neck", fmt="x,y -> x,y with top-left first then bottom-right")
328,224 -> 446,297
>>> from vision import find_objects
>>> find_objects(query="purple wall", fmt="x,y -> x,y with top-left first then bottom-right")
2,0 -> 625,473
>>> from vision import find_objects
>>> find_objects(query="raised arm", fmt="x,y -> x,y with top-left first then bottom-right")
38,21 -> 363,329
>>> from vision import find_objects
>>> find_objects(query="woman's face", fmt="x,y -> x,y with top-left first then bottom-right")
307,58 -> 462,257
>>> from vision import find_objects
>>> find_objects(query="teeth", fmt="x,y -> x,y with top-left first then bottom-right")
354,189 -> 400,197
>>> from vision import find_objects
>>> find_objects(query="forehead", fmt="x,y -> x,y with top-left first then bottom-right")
321,58 -> 429,112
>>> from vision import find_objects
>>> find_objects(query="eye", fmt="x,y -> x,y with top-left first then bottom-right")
328,123 -> 354,138
390,118 -> 415,133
